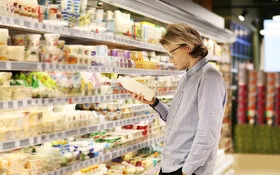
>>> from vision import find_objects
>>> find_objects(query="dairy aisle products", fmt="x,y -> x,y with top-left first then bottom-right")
0,116 -> 164,174
0,1 -> 166,44
71,145 -> 162,175
0,28 -> 174,70
0,72 -> 178,100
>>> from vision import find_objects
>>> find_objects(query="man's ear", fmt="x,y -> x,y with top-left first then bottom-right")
184,45 -> 191,53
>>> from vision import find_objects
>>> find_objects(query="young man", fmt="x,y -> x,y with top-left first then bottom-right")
132,23 -> 227,175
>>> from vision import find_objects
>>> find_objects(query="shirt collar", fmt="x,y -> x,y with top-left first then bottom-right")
185,58 -> 208,76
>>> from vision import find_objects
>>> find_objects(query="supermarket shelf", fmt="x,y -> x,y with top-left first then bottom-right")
42,135 -> 164,175
116,67 -> 183,76
141,165 -> 161,175
214,156 -> 234,175
231,53 -> 250,60
0,113 -> 158,152
235,38 -> 252,46
0,94 -> 131,110
0,15 -> 165,52
0,61 -> 183,76
0,91 -> 175,110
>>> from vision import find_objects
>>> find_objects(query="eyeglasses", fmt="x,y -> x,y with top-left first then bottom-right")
167,44 -> 186,58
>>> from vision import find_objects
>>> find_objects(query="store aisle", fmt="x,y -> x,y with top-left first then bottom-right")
234,154 -> 280,175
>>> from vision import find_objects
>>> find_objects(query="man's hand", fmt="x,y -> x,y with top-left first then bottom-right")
182,173 -> 187,175
129,91 -> 156,105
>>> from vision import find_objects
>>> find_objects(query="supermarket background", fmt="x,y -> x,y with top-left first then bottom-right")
0,0 -> 279,174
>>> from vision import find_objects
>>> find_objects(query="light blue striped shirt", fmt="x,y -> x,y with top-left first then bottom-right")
153,58 -> 227,175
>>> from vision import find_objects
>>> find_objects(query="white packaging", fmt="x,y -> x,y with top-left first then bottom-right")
118,77 -> 155,101
8,46 -> 25,61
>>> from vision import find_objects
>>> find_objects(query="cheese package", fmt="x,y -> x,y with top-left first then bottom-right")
118,77 -> 155,101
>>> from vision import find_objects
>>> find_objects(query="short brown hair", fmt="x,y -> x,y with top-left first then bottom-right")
160,23 -> 208,58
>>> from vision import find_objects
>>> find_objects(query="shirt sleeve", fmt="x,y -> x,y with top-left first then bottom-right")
182,72 -> 227,175
151,100 -> 169,122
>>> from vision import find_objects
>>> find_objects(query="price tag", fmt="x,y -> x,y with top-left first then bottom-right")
24,20 -> 31,28
120,120 -> 124,126
2,16 -> 7,24
99,124 -> 105,130
112,152 -> 117,158
33,136 -> 41,145
61,64 -> 66,70
65,166 -> 72,172
23,99 -> 28,107
106,122 -> 114,129
79,127 -> 87,135
14,18 -> 20,25
100,66 -> 106,72
49,134 -> 55,141
54,26 -> 60,33
132,145 -> 137,150
0,102 -> 4,109
65,129 -> 78,137
6,16 -> 10,25
3,141 -> 16,151
100,96 -> 104,101
20,138 -> 30,148
8,101 -> 13,109
34,22 -> 39,30
96,34 -> 101,40
41,135 -> 49,143
79,161 -> 85,168
37,99 -> 42,106
0,16 -> 3,25
44,63 -> 50,70
104,154 -> 111,161
106,95 -> 111,101
59,168 -> 66,174
17,100 -> 23,108
88,125 -> 98,133
81,96 -> 86,102
56,98 -> 62,105
5,62 -> 11,70
55,132 -> 63,139
88,96 -> 93,102
48,98 -> 55,105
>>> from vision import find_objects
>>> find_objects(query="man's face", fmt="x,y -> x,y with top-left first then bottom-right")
165,44 -> 192,70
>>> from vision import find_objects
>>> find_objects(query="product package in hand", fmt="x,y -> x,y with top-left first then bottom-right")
117,76 -> 155,101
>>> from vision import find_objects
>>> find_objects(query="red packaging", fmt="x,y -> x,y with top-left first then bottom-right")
257,85 -> 266,125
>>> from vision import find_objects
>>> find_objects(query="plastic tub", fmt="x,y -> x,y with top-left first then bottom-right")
0,29 -> 9,45
11,35 -> 25,46
26,34 -> 41,49
44,33 -> 60,47
8,46 -> 25,61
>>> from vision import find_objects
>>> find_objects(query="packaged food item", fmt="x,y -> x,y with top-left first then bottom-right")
0,29 -> 9,45
0,45 -> 8,60
8,46 -> 25,61
0,87 -> 12,100
11,34 -> 25,46
118,77 -> 155,101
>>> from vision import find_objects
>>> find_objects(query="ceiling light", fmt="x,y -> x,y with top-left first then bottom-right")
239,9 -> 248,22
238,15 -> 245,21
260,29 -> 265,35
273,15 -> 280,22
